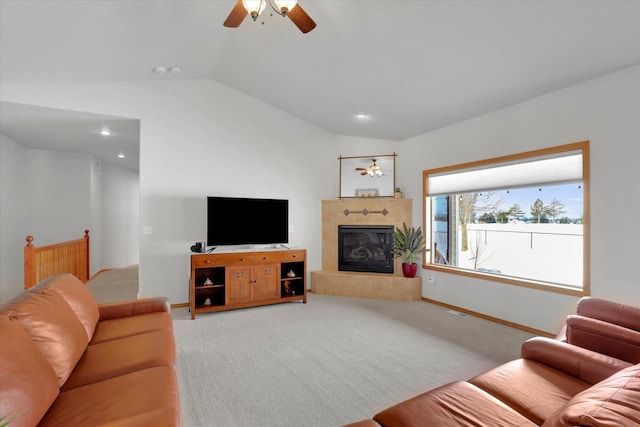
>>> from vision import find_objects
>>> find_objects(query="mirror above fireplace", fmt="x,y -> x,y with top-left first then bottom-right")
338,153 -> 396,198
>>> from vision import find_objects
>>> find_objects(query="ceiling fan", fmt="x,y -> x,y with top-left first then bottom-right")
356,159 -> 385,177
223,0 -> 317,34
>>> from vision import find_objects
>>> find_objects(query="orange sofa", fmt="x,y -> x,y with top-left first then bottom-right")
562,296 -> 640,364
0,274 -> 181,427
346,298 -> 640,427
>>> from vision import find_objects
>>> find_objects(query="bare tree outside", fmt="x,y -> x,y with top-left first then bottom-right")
530,198 -> 566,223
508,204 -> 525,221
468,229 -> 494,270
547,198 -> 566,222
530,198 -> 546,223
458,192 -> 504,251
495,204 -> 525,223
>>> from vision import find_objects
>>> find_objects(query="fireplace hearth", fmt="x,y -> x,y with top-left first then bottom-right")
338,225 -> 394,274
312,199 -> 420,301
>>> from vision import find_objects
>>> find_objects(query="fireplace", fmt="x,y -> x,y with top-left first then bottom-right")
338,225 -> 394,274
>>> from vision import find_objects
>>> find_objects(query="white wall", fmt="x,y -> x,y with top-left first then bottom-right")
25,149 -> 93,243
101,163 -> 139,269
398,65 -> 640,333
89,157 -> 103,272
0,134 -> 29,302
0,79 -> 337,303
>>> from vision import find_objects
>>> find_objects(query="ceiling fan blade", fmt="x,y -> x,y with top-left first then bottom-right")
355,167 -> 367,170
223,0 -> 247,28
287,3 -> 316,33
361,171 -> 368,176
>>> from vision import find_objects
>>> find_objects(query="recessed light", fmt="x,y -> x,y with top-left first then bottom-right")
355,112 -> 368,119
153,65 -> 182,75
117,152 -> 125,159
99,129 -> 111,136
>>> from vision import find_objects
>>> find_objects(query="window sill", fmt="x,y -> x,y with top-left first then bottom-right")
424,263 -> 589,297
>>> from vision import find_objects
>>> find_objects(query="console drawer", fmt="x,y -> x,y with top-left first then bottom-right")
256,251 -> 305,264
193,254 -> 255,267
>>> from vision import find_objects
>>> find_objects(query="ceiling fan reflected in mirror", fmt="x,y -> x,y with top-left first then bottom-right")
356,159 -> 385,177
223,0 -> 317,33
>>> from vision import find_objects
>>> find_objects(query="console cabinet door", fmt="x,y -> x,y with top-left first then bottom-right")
253,263 -> 279,302
226,265 -> 253,304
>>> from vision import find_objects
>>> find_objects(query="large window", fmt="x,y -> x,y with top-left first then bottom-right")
423,141 -> 589,296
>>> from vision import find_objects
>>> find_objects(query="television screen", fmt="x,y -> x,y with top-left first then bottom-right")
207,197 -> 289,246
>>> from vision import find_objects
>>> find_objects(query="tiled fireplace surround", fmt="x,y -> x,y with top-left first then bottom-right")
311,199 -> 422,301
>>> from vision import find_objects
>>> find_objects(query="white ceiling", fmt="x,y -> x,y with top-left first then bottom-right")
0,102 -> 140,170
0,0 -> 639,147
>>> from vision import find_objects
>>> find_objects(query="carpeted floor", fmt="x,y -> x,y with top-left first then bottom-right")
171,293 -> 536,427
85,265 -> 139,303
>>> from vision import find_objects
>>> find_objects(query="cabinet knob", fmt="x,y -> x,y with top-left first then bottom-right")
205,260 -> 210,264
240,257 -> 245,261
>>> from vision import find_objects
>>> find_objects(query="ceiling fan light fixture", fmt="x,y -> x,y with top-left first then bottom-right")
225,0 -> 316,33
356,159 -> 385,177
273,0 -> 297,15
242,0 -> 266,20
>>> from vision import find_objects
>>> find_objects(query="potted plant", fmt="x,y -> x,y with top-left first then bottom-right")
393,222 -> 428,278
394,187 -> 403,199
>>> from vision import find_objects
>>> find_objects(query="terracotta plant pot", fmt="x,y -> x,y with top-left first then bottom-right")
402,263 -> 418,278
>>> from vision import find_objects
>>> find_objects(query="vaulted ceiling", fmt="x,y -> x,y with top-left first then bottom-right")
1,0 -> 639,143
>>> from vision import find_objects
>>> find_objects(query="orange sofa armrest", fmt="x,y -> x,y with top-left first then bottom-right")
521,337 -> 632,384
566,314 -> 640,364
98,297 -> 171,320
576,297 -> 640,332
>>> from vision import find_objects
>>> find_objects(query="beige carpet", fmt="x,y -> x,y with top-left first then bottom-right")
85,265 -> 139,303
171,294 -> 536,426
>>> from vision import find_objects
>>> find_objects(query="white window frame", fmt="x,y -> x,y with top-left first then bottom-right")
422,141 -> 590,297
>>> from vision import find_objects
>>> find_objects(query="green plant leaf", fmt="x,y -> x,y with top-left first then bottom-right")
393,222 -> 426,264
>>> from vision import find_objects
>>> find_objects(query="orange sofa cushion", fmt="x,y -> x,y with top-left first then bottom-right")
91,311 -> 173,344
0,316 -> 59,427
469,359 -> 591,424
41,273 -> 100,341
39,366 -> 181,427
1,286 -> 88,387
62,330 -> 176,390
543,363 -> 640,427
373,381 -> 537,427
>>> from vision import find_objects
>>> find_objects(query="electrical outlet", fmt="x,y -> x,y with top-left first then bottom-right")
427,274 -> 436,284
143,226 -> 152,235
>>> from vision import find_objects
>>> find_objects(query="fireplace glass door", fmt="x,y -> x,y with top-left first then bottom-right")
338,225 -> 394,274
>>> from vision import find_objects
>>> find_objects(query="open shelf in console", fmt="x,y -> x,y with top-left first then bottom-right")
193,266 -> 225,308
281,261 -> 305,298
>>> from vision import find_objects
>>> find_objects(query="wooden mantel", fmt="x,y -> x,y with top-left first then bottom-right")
311,198 -> 422,301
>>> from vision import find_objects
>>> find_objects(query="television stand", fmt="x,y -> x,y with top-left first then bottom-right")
189,248 -> 306,319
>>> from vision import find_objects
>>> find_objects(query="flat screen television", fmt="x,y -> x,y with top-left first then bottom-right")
207,196 -> 289,246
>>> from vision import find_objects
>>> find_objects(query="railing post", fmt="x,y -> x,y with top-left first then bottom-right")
24,235 -> 36,290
